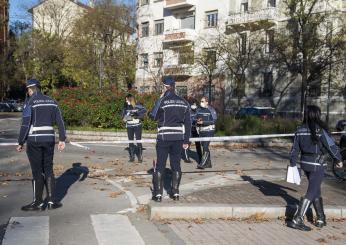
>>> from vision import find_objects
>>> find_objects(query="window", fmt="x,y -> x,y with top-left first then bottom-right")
267,0 -> 276,8
141,22 -> 149,37
241,1 -> 249,13
155,19 -> 164,35
176,86 -> 188,98
140,53 -> 149,68
204,48 -> 217,68
265,30 -> 274,53
239,33 -> 247,55
206,11 -> 218,28
178,47 -> 194,65
203,85 -> 215,101
261,72 -> 273,97
154,52 -> 163,67
141,0 -> 149,6
181,15 -> 195,29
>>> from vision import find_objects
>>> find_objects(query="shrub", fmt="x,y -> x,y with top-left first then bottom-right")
51,87 -> 159,130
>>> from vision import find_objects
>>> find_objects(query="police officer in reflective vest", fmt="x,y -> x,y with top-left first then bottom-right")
288,105 -> 343,231
196,96 -> 217,169
16,79 -> 66,211
122,94 -> 147,162
149,76 -> 191,202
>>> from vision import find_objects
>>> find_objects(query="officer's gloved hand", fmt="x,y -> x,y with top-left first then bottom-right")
58,141 -> 65,152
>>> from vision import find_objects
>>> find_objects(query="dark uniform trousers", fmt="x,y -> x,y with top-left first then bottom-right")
304,167 -> 324,201
199,130 -> 214,153
27,142 -> 55,180
127,125 -> 143,149
156,140 -> 183,173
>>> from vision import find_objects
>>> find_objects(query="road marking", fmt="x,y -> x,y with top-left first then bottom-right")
105,179 -> 138,209
91,214 -> 145,245
2,216 -> 49,245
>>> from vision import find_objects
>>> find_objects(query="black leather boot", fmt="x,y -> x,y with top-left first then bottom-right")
22,179 -> 45,211
197,151 -> 210,169
152,171 -> 163,202
45,176 -> 62,210
129,145 -> 135,162
183,148 -> 192,163
171,171 -> 182,201
136,146 -> 143,163
313,197 -> 326,228
287,197 -> 312,231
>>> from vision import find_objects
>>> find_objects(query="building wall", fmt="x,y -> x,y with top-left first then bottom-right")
135,0 -> 346,121
31,0 -> 88,38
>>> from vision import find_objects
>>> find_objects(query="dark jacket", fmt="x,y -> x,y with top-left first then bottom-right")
122,103 -> 147,128
18,91 -> 66,145
196,106 -> 217,132
290,124 -> 342,172
149,90 -> 191,144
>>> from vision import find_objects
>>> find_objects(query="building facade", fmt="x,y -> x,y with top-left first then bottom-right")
135,0 -> 346,121
0,0 -> 9,53
29,0 -> 91,38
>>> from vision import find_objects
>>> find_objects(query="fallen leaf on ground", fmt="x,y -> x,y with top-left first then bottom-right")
109,191 -> 124,198
316,238 -> 327,243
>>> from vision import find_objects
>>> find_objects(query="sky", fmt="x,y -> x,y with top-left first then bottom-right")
9,0 -> 134,25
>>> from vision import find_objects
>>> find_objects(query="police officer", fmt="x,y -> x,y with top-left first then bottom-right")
196,96 -> 217,169
149,76 -> 191,202
182,99 -> 202,163
122,94 -> 147,162
16,79 -> 66,211
288,105 -> 343,231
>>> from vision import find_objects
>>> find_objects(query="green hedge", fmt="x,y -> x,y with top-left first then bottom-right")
51,87 -> 158,130
52,87 -> 300,135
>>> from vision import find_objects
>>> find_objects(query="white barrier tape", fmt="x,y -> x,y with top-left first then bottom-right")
0,143 -> 18,146
69,141 -> 91,150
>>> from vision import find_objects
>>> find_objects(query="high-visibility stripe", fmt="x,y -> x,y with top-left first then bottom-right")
32,104 -> 57,108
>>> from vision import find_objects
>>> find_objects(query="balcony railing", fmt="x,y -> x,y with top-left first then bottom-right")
228,7 -> 279,26
164,0 -> 195,10
163,29 -> 196,43
163,64 -> 192,77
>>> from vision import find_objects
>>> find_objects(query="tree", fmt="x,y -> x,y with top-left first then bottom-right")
64,0 -> 135,89
275,0 -> 346,117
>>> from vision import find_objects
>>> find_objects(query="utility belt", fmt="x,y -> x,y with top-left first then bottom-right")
198,125 -> 215,132
29,126 -> 54,135
158,125 -> 185,135
127,119 -> 140,125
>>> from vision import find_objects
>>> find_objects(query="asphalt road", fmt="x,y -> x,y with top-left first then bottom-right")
1,112 -> 345,245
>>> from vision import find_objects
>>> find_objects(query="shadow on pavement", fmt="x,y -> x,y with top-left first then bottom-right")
56,163 -> 89,202
240,175 -> 304,220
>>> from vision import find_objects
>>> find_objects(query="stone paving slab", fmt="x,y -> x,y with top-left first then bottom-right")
178,177 -> 346,206
166,220 -> 346,245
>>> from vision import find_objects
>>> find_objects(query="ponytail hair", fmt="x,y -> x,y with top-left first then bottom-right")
303,105 -> 328,144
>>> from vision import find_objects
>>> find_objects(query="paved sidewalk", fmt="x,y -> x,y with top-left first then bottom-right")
177,177 -> 346,206
164,220 -> 346,245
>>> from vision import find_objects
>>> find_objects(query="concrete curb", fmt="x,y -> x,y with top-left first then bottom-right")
149,203 -> 346,220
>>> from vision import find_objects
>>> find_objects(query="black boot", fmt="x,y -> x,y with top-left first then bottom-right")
152,171 -> 163,202
45,176 -> 62,210
171,171 -> 182,201
21,179 -> 45,211
136,146 -> 143,163
197,151 -> 210,169
287,197 -> 312,231
204,155 -> 212,168
313,197 -> 326,228
129,145 -> 135,162
183,148 -> 192,163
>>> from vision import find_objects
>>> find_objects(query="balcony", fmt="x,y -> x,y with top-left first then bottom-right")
163,64 -> 192,77
227,8 -> 279,33
163,29 -> 196,47
164,0 -> 195,10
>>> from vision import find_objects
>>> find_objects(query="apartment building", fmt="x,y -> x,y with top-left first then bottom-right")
0,0 -> 9,53
136,0 -> 346,119
29,0 -> 91,38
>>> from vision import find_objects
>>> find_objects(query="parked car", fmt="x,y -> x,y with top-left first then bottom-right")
8,103 -> 23,112
236,107 -> 275,119
0,103 -> 12,112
